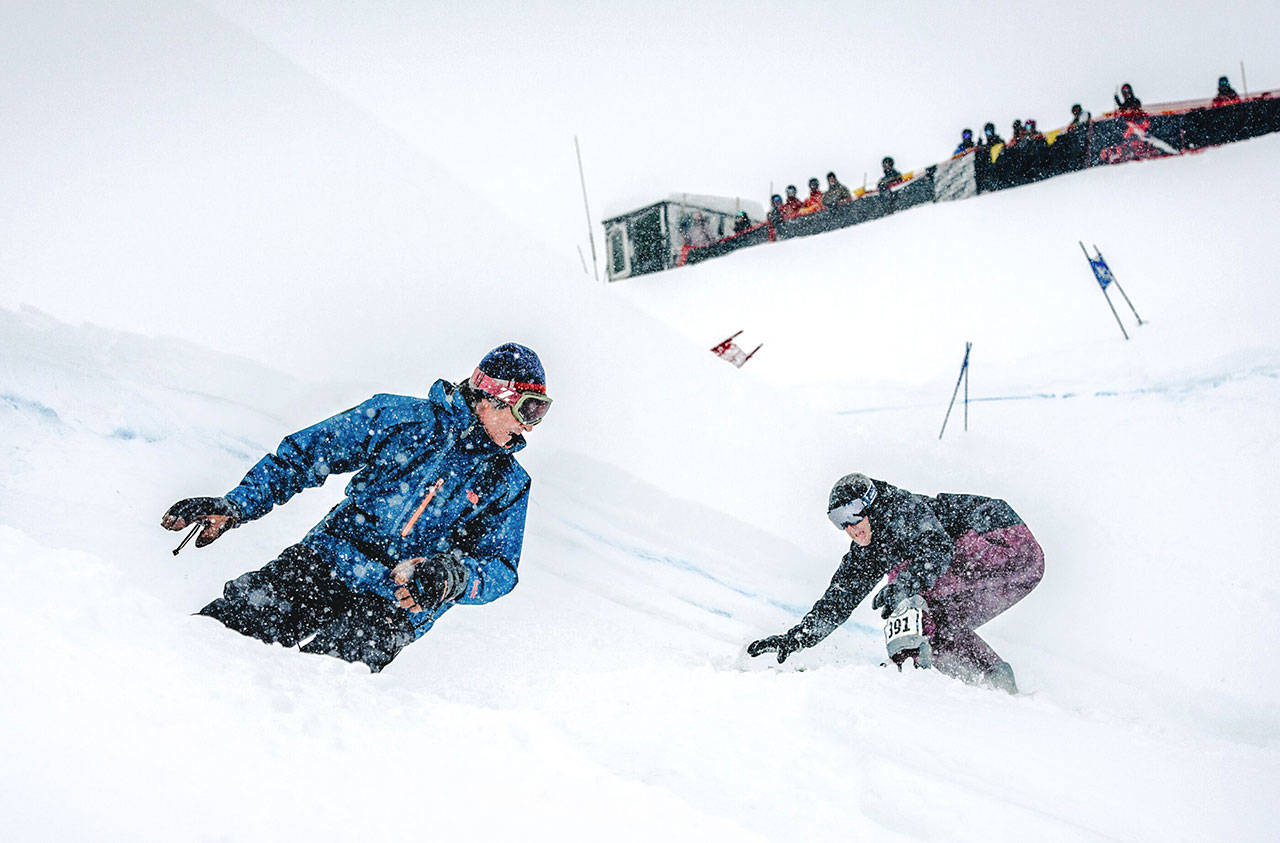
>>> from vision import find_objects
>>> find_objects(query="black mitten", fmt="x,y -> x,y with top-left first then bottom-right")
747,630 -> 805,664
402,554 -> 468,612
161,497 -> 241,547
871,581 -> 912,619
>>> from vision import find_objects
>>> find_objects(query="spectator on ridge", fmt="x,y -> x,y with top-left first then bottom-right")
980,122 -> 1005,147
1068,103 -> 1091,130
1114,82 -> 1143,113
823,171 -> 852,205
954,128 -> 975,155
1213,75 -> 1241,106
767,194 -> 786,226
733,211 -> 752,234
876,157 -> 903,192
688,211 -> 715,247
781,185 -> 804,218
799,178 -> 825,214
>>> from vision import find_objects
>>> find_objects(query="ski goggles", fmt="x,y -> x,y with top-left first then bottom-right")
471,367 -> 552,426
827,487 -> 878,529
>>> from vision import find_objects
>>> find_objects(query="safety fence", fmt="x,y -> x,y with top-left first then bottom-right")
681,91 -> 1280,268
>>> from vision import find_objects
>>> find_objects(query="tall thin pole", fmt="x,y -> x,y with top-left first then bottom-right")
575,135 -> 600,283
939,342 -> 972,440
1093,245 -> 1144,325
1080,241 -> 1129,340
1241,60 -> 1248,95
963,342 -> 970,432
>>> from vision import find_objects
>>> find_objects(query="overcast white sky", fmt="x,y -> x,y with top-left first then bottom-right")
2,0 -> 1277,378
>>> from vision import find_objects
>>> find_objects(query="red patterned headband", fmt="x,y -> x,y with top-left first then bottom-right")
471,367 -> 547,404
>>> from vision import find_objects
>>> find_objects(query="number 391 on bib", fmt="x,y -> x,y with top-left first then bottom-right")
884,606 -> 924,646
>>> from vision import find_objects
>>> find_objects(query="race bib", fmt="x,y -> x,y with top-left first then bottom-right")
884,606 -> 924,647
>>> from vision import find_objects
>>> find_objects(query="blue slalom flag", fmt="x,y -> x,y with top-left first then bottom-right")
1080,241 -> 1143,337
1088,255 -> 1115,290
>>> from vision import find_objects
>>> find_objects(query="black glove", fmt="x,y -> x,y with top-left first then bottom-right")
401,554 -> 468,612
747,630 -> 805,664
872,581 -> 912,619
161,496 -> 241,547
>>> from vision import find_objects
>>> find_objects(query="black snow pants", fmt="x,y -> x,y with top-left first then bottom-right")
198,543 -> 417,672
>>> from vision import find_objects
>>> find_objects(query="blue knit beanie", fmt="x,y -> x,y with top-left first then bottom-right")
478,343 -> 546,389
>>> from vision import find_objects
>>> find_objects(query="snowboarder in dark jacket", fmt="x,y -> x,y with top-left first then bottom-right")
161,343 -> 551,672
747,474 -> 1043,693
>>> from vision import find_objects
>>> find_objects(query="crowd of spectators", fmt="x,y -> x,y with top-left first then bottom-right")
747,75 -> 1251,243
944,76 -> 1245,162
767,170 -> 860,223
948,81 -> 1154,161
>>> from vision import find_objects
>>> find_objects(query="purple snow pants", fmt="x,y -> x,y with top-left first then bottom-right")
906,525 -> 1044,680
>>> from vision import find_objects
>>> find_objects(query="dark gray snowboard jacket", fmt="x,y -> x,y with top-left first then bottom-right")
791,478 -> 1024,646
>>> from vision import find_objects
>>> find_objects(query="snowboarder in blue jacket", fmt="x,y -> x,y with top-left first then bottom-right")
161,343 -> 551,671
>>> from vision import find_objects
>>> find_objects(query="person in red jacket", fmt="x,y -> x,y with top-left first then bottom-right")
798,178 -> 825,214
780,185 -> 804,218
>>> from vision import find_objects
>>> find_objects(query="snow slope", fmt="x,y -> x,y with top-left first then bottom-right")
3,298 -> 1277,841
3,2 -> 1279,841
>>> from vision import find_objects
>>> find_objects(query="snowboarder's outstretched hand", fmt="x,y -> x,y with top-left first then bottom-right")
161,497 -> 240,548
391,554 -> 467,614
747,630 -> 804,664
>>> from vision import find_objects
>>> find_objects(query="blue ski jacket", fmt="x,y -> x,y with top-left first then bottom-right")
223,379 -> 531,637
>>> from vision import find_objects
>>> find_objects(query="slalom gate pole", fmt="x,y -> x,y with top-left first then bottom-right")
963,341 -> 970,431
1093,245 -> 1144,325
574,135 -> 600,283
1080,241 -> 1129,340
938,342 -> 972,440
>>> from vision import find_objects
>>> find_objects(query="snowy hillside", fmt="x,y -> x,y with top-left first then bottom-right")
5,292 -> 1277,840
3,1 -> 1279,841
